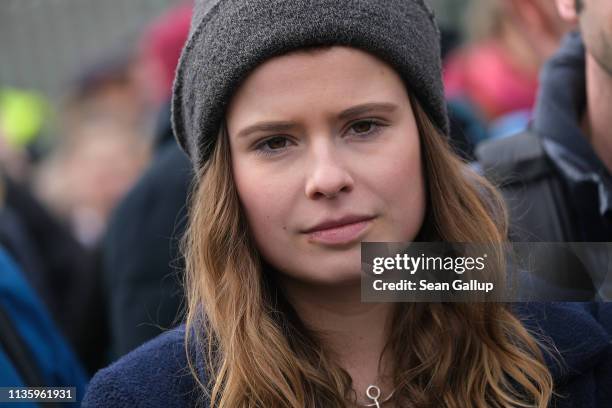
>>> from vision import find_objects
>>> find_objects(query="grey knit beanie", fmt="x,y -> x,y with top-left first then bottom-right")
172,0 -> 448,169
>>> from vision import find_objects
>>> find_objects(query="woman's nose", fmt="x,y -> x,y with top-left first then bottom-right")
304,149 -> 354,199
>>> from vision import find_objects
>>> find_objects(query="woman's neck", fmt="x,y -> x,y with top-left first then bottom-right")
279,277 -> 397,405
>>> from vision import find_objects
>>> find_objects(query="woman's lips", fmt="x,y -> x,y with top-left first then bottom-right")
305,217 -> 374,246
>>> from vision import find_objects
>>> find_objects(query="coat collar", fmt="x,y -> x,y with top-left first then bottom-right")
513,302 -> 611,384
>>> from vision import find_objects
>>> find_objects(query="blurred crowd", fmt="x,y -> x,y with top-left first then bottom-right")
1,0 -> 610,402
0,1 -> 192,394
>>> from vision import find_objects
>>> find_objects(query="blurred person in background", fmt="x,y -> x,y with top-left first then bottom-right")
0,89 -> 107,374
0,238 -> 88,403
63,49 -> 149,132
30,47 -> 151,368
0,168 -> 105,374
102,2 -> 193,359
444,0 -> 574,142
0,0 -> 188,382
34,50 -> 151,247
477,0 -> 612,297
37,121 -> 149,247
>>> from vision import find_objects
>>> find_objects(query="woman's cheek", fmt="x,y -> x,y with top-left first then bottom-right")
238,178 -> 292,240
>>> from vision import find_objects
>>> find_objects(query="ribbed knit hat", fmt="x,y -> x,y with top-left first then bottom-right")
172,0 -> 448,169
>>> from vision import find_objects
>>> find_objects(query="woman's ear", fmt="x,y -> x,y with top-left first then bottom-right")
555,0 -> 580,23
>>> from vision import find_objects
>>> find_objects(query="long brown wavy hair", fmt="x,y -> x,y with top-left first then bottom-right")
182,91 -> 554,407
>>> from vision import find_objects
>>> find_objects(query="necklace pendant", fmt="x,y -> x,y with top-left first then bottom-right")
366,385 -> 381,408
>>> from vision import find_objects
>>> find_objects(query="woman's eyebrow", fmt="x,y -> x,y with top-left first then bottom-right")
237,121 -> 297,139
236,103 -> 397,138
338,102 -> 398,120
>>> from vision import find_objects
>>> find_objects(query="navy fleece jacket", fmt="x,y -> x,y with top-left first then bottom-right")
83,302 -> 612,407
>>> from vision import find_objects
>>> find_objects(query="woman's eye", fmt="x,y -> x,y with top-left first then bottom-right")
351,121 -> 374,134
255,136 -> 292,155
265,136 -> 288,149
347,120 -> 385,137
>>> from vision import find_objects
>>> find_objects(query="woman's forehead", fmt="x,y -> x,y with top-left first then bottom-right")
234,46 -> 401,96
226,46 -> 409,124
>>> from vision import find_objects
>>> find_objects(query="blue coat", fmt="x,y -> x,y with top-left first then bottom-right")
83,302 -> 612,407
0,247 -> 88,405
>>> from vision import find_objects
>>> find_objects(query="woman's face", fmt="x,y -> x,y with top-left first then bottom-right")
227,46 -> 425,286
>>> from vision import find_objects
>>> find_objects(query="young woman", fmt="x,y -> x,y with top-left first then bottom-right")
84,1 -> 612,407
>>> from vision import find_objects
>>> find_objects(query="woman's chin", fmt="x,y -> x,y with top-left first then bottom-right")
288,260 -> 363,287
